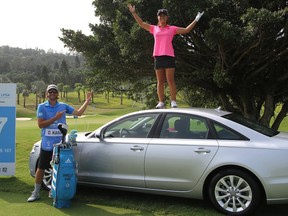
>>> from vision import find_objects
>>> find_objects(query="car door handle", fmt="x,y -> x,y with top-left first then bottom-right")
194,148 -> 211,154
130,145 -> 144,151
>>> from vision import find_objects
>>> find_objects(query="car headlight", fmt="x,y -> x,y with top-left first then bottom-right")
30,144 -> 39,154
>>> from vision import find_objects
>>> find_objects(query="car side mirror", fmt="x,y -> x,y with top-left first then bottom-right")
95,131 -> 103,140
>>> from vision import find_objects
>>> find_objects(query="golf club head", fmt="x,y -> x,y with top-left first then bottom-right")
58,123 -> 68,136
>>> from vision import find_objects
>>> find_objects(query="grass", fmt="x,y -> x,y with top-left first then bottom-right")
1,92 -> 288,215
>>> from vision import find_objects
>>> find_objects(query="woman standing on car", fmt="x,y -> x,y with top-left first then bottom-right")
128,4 -> 204,108
27,84 -> 92,202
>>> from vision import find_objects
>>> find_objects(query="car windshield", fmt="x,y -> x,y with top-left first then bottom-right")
103,114 -> 158,138
222,114 -> 279,137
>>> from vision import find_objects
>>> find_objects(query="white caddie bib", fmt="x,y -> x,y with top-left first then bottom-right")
45,129 -> 62,137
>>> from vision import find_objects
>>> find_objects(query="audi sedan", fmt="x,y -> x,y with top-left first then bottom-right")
29,108 -> 288,215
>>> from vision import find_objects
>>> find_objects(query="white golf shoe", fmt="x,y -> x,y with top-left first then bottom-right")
27,191 -> 40,202
171,100 -> 178,108
155,102 -> 165,109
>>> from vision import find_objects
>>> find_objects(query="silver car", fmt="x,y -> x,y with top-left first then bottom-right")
29,108 -> 288,215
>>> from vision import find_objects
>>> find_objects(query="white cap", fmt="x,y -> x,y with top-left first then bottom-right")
46,84 -> 58,92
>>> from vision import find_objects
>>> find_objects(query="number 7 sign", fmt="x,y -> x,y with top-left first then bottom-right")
0,117 -> 8,134
0,83 -> 16,176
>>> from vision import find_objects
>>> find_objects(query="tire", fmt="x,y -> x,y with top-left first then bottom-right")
42,167 -> 52,191
208,169 -> 262,216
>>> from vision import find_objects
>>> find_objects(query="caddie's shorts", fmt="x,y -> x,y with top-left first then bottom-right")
38,148 -> 53,169
154,55 -> 175,70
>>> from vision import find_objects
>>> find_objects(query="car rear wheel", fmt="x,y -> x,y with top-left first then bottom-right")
208,169 -> 262,216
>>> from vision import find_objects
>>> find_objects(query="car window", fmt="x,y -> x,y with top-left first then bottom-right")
222,114 -> 279,137
104,114 -> 158,138
159,113 -> 209,139
212,121 -> 248,140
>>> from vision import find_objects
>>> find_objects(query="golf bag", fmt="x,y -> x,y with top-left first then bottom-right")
50,124 -> 78,208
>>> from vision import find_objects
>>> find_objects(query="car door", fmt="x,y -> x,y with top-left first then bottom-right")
145,113 -> 219,191
76,113 -> 158,188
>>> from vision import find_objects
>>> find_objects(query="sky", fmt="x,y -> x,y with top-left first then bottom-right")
0,0 -> 98,53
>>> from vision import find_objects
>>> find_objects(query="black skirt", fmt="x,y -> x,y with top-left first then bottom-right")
154,55 -> 175,70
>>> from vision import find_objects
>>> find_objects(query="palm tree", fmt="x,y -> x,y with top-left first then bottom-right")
74,83 -> 83,102
63,85 -> 71,101
22,89 -> 30,108
16,82 -> 26,105
31,81 -> 46,110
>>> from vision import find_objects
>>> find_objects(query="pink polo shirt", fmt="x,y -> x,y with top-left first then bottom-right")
150,25 -> 179,57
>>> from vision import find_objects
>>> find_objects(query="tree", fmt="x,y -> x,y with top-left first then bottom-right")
16,82 -> 26,105
63,84 -> 71,101
22,89 -> 30,108
0,61 -> 11,73
41,65 -> 50,83
60,60 -> 70,85
32,81 -> 46,110
57,83 -> 64,99
53,61 -> 60,70
69,68 -> 85,86
74,83 -> 83,102
60,0 -> 288,129
74,56 -> 81,68
49,71 -> 61,84
7,72 -> 35,89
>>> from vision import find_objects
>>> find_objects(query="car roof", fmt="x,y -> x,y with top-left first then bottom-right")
95,108 -> 232,132
127,107 -> 231,118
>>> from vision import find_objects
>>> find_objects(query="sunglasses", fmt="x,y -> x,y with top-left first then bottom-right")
48,90 -> 58,94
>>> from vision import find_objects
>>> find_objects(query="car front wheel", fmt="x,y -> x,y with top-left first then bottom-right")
42,167 -> 52,191
208,169 -> 262,216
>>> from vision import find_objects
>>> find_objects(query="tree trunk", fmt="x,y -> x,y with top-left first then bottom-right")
272,101 -> 288,130
107,91 -> 110,103
17,94 -> 20,105
35,93 -> 38,110
78,91 -> 81,102
217,92 -> 234,112
260,94 -> 274,126
242,98 -> 258,121
120,92 -> 123,105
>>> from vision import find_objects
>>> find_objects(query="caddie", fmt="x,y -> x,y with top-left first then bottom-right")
27,84 -> 92,202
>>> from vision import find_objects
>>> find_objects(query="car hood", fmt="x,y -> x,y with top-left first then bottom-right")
274,131 -> 288,140
75,131 -> 92,141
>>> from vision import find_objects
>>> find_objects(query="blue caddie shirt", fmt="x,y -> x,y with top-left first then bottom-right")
37,100 -> 75,151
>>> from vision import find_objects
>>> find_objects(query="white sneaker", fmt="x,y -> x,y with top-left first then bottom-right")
171,100 -> 178,108
27,191 -> 40,202
48,190 -> 52,198
155,102 -> 165,109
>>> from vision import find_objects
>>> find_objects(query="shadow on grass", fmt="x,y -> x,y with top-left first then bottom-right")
0,191 -> 153,216
75,186 -> 222,216
75,186 -> 288,216
0,176 -> 32,193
